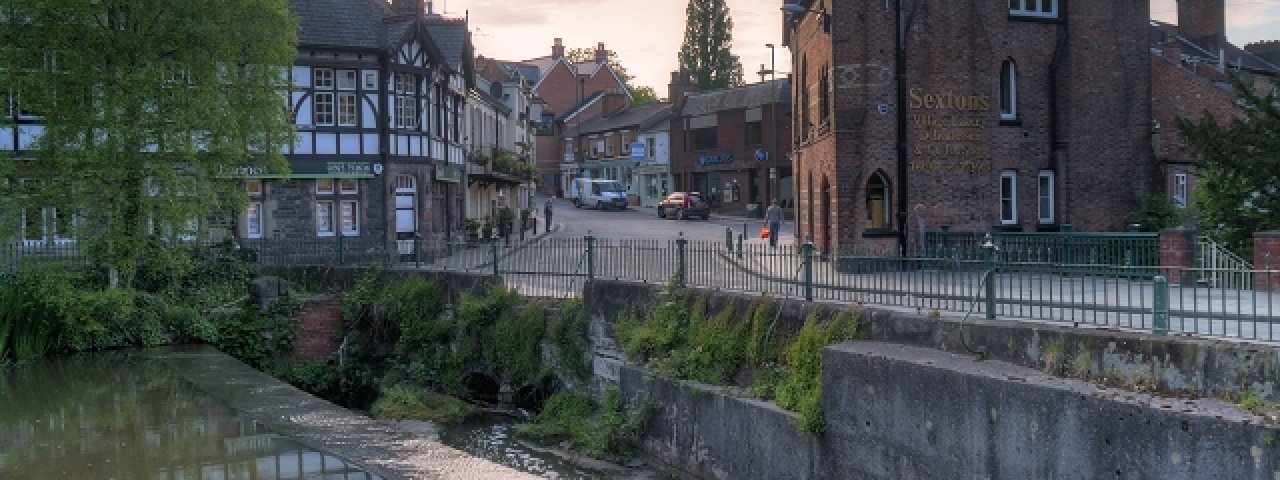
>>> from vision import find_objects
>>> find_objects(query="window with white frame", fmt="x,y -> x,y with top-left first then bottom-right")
314,92 -> 334,126
1000,59 -> 1018,121
336,69 -> 357,90
245,180 -> 264,239
395,73 -> 418,129
340,200 -> 359,235
1000,171 -> 1018,224
1009,0 -> 1057,18
313,68 -> 334,88
1174,172 -> 1188,206
394,175 -> 416,239
316,178 -> 335,195
605,134 -> 615,157
316,200 -> 335,236
1037,170 -> 1054,224
337,92 -> 357,126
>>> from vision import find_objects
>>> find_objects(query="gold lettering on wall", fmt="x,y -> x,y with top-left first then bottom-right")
908,88 -> 991,175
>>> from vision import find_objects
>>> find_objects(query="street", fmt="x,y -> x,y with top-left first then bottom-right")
542,196 -> 794,246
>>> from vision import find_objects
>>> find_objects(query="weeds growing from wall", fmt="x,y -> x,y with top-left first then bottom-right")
515,388 -> 656,461
549,298 -> 590,380
612,280 -> 864,434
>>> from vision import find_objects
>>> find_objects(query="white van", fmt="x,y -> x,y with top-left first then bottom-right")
568,178 -> 628,210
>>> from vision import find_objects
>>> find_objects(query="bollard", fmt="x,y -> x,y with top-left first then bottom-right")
585,233 -> 596,282
801,239 -> 815,301
1153,276 -> 1169,335
337,233 -> 346,265
490,239 -> 500,280
413,233 -> 421,267
676,232 -> 688,288
982,233 -> 997,319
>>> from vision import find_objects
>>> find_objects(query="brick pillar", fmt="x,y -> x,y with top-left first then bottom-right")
1255,232 -> 1280,292
293,295 -> 342,362
1159,229 -> 1198,286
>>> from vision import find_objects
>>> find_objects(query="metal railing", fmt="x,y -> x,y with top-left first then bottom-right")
5,232 -> 1278,343
1196,236 -> 1254,289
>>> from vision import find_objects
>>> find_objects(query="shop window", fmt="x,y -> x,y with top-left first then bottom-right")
1009,0 -> 1058,19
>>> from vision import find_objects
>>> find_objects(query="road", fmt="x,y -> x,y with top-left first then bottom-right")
543,196 -> 794,246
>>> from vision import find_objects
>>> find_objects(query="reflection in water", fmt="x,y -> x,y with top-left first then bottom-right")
439,415 -> 667,480
439,416 -> 601,480
0,351 -> 379,480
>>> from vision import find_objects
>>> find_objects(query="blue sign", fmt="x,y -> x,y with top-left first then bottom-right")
631,142 -> 645,160
755,148 -> 767,162
878,104 -> 890,115
698,154 -> 734,166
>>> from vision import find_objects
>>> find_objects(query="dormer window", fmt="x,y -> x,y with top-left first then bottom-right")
1009,0 -> 1057,19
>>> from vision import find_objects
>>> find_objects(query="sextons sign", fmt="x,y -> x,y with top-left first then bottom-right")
907,88 -> 993,175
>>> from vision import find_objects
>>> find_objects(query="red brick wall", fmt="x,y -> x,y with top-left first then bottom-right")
1256,232 -> 1280,292
1159,229 -> 1198,286
293,296 -> 341,362
788,0 -> 1152,254
1150,52 -> 1240,209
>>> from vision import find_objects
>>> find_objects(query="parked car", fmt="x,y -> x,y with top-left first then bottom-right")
657,192 -> 711,220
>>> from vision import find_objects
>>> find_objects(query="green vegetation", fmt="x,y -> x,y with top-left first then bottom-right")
549,299 -> 591,380
1041,340 -> 1066,374
614,280 -> 864,433
1177,75 -> 1280,256
0,0 -> 297,287
677,0 -> 745,90
0,249 -> 282,365
371,384 -> 483,424
1071,351 -> 1093,378
516,389 -> 655,460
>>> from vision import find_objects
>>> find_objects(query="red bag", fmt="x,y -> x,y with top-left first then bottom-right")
760,226 -> 770,239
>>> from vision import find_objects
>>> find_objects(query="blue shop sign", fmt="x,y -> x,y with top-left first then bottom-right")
698,154 -> 734,166
631,142 -> 645,160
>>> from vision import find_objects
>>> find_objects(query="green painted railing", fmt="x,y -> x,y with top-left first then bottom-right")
922,231 -> 1159,278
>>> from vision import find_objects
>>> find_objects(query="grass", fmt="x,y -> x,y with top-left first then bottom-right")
370,384 -> 483,424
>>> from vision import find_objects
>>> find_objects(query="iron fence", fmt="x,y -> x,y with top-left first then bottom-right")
5,232 -> 1278,343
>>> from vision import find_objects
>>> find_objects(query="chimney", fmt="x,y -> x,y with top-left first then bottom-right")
1177,0 -> 1226,53
391,0 -> 422,16
595,42 -> 609,64
668,71 -> 695,110
552,38 -> 565,59
1163,40 -> 1183,64
602,88 -> 629,116
1245,40 -> 1280,66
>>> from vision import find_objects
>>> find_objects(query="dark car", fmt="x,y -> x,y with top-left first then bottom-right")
657,192 -> 711,220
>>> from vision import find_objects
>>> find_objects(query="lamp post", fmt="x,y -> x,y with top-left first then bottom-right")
766,42 -> 777,205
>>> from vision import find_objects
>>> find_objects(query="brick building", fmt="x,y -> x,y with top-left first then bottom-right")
490,40 -> 631,197
668,76 -> 793,216
784,0 -> 1153,255
1149,0 -> 1279,212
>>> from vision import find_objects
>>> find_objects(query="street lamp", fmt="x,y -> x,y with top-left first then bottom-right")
766,43 -> 778,207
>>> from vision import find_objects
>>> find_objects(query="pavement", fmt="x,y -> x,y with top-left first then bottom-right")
628,202 -> 800,247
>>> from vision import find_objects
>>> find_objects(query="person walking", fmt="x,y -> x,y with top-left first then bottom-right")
765,200 -> 782,248
543,198 -> 554,232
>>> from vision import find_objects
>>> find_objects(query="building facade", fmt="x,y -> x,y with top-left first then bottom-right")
565,101 -> 673,206
785,0 -> 1153,255
668,77 -> 792,217
239,0 -> 468,255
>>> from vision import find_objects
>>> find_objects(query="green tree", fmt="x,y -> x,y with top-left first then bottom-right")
1177,76 -> 1280,255
564,46 -> 656,105
0,0 -> 297,286
677,0 -> 744,90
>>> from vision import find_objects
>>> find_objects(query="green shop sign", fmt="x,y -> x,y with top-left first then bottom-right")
223,160 -> 376,179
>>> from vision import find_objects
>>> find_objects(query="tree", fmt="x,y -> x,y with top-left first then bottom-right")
0,0 -> 297,286
563,46 -> 656,105
677,0 -> 744,91
1177,75 -> 1280,256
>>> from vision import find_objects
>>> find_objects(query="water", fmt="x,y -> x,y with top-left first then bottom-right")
437,415 -> 669,480
0,351 -> 379,480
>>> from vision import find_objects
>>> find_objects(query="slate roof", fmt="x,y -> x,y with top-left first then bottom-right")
575,102 -> 672,134
288,0 -> 391,50
561,91 -> 605,121
1150,21 -> 1280,74
680,79 -> 791,117
426,16 -> 469,68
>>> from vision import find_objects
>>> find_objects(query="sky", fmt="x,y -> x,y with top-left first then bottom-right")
434,0 -> 1280,96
